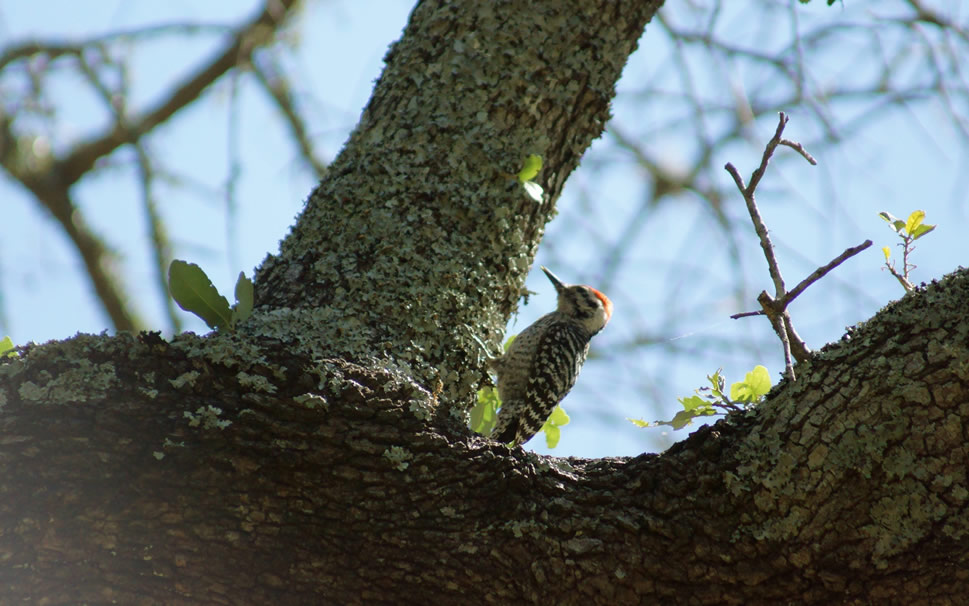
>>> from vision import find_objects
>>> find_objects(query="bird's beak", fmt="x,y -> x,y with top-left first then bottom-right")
540,266 -> 566,293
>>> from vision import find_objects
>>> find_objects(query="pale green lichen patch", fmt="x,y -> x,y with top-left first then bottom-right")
235,371 -> 277,394
867,487 -> 948,561
383,446 -> 413,471
15,359 -> 119,404
0,358 -> 25,378
503,518 -> 542,539
408,398 -> 432,421
169,371 -> 200,390
184,405 -> 231,430
171,331 -> 270,370
293,393 -> 328,409
169,332 -> 286,387
303,358 -> 435,423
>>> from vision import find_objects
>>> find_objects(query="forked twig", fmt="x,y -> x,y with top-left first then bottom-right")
726,112 -> 870,381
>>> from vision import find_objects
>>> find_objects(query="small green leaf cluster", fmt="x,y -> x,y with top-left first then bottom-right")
629,365 -> 771,430
470,386 -> 501,435
879,210 -> 936,292
168,260 -> 254,331
517,154 -> 544,202
0,336 -> 16,358
539,406 -> 570,449
879,210 -> 936,249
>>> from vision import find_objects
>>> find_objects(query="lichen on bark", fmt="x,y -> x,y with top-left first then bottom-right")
250,1 -> 662,406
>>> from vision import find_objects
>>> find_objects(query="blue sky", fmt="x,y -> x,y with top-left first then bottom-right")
1,1 -> 965,457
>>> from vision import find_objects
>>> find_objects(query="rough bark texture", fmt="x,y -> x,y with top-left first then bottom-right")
250,0 -> 660,404
1,270 -> 968,604
3,0 -> 968,604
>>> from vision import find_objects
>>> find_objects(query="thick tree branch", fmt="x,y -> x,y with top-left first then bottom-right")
2,268 -> 968,603
5,3 -> 968,605
250,0 -> 663,403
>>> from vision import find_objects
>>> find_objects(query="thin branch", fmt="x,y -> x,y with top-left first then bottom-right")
779,312 -> 810,364
885,261 -> 915,292
0,0 -> 300,332
726,112 -> 846,378
784,240 -> 873,305
759,294 -> 796,381
0,23 -> 233,72
251,53 -> 329,178
135,146 -> 182,334
56,0 -> 301,187
727,113 -> 870,373
779,139 -> 817,165
27,186 -> 141,331
746,113 -> 790,196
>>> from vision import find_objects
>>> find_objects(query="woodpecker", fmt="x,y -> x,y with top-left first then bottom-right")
490,266 -> 613,446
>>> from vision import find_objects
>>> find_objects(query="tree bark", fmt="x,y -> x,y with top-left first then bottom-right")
250,0 -> 660,404
2,270 -> 969,604
2,1 -> 968,604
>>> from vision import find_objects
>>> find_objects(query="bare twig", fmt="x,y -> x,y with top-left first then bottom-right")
724,113 -> 793,296
885,261 -> 915,291
251,54 -> 329,178
759,293 -> 796,381
784,240 -> 873,304
779,139 -> 817,165
134,145 -> 182,334
58,0 -> 301,187
727,112 -> 869,380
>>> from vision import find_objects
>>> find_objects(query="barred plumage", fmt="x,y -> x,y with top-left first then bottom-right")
490,266 -> 612,446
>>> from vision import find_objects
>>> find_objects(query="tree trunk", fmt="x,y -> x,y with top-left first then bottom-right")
2,1 -> 968,604
250,0 -> 659,403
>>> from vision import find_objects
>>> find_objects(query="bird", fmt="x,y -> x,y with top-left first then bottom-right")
489,266 -> 612,445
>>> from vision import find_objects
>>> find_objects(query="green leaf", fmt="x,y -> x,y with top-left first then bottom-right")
503,335 -> 517,352
652,395 -> 718,430
667,407 -> 715,430
679,394 -> 709,412
231,271 -> 254,326
627,417 -> 650,428
471,387 -> 501,434
169,260 -> 232,330
911,223 -> 936,241
730,365 -> 772,402
472,336 -> 518,436
517,154 -> 542,183
878,211 -> 906,234
0,336 -> 16,358
904,210 -> 925,236
540,405 -> 569,449
882,246 -> 891,261
543,424 -> 561,449
707,368 -> 725,399
878,211 -> 897,224
545,405 -> 570,427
